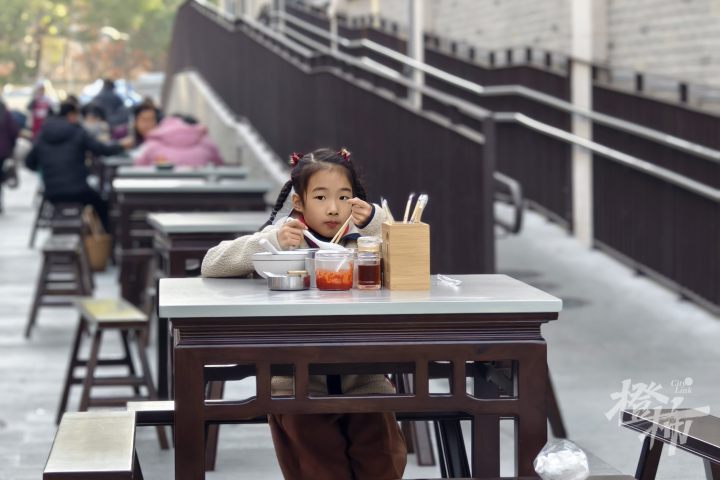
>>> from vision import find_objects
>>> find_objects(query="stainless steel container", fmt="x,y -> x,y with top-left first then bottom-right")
267,271 -> 309,291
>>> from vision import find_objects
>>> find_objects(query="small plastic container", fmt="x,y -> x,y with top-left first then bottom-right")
356,236 -> 382,290
315,250 -> 354,291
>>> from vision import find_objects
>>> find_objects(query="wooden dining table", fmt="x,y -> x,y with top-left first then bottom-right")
112,178 -> 270,306
116,165 -> 249,181
147,210 -> 270,399
159,274 -> 562,479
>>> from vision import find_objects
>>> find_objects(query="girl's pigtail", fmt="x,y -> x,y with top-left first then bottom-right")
260,180 -> 293,230
347,162 -> 367,201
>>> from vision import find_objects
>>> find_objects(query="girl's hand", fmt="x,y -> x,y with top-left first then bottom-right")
347,198 -> 372,227
277,219 -> 307,249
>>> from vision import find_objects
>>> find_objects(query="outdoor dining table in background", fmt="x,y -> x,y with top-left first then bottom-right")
116,165 -> 249,181
159,274 -> 562,479
112,177 -> 270,306
147,210 -> 270,399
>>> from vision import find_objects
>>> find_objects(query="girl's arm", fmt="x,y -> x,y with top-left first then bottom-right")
356,203 -> 386,237
201,225 -> 282,277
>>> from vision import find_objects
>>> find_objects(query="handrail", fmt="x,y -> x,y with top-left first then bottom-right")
493,172 -> 524,234
276,10 -> 720,165
495,112 -> 720,202
189,1 -> 720,203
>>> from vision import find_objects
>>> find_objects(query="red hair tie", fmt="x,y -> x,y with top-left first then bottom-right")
338,148 -> 351,162
289,152 -> 303,167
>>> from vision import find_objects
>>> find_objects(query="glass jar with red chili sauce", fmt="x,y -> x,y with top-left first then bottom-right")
315,251 -> 354,291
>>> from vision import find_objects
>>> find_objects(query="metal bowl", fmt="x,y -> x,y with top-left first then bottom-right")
267,272 -> 309,291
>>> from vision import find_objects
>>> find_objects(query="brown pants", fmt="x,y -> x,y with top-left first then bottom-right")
268,412 -> 407,480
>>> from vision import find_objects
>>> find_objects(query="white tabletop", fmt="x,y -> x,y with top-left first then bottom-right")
159,275 -> 562,318
147,211 -> 271,234
112,177 -> 271,193
101,155 -> 134,167
117,165 -> 249,179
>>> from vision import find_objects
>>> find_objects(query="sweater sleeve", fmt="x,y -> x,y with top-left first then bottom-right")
356,203 -> 386,238
201,224 -> 283,278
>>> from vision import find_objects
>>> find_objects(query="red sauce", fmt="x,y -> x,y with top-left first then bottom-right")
316,269 -> 353,290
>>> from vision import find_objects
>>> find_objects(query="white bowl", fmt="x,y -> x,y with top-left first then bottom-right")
251,250 -> 313,278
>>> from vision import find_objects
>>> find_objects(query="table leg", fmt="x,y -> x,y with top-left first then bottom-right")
158,315 -> 169,400
174,348 -> 206,480
472,362 -> 500,477
514,345 -> 548,477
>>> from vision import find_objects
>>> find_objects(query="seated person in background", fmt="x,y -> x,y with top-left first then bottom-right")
133,114 -> 223,167
25,102 -> 131,231
131,101 -> 160,146
91,79 -> 129,139
80,103 -> 110,142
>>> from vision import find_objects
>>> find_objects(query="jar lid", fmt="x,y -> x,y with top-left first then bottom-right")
315,250 -> 353,258
357,236 -> 381,252
287,270 -> 308,276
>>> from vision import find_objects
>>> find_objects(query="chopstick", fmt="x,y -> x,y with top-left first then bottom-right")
331,216 -> 353,244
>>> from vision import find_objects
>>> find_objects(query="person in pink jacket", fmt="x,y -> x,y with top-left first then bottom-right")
133,115 -> 223,167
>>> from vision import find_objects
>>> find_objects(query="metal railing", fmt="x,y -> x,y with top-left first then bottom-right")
273,10 -> 720,202
184,0 -> 718,311
277,10 -> 720,166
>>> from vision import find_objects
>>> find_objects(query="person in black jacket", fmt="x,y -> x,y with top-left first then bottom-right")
90,79 -> 129,132
26,101 -> 130,231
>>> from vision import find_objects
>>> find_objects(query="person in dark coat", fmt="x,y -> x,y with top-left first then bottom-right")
0,100 -> 20,185
90,79 -> 129,130
25,101 -> 130,231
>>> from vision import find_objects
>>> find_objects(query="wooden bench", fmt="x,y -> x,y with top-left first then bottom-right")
43,411 -> 142,479
57,298 -> 168,449
26,234 -> 93,338
623,409 -> 720,480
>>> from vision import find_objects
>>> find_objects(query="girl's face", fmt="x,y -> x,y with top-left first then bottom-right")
292,167 -> 353,238
135,109 -> 158,137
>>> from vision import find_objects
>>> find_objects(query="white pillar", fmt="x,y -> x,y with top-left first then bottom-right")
370,0 -> 380,29
571,0 -> 594,247
407,0 -> 424,109
328,0 -> 339,53
277,0 -> 286,32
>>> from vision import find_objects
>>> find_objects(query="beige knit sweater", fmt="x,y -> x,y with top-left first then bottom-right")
201,206 -> 396,397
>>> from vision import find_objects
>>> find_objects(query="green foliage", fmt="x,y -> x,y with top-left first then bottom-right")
0,0 -> 184,83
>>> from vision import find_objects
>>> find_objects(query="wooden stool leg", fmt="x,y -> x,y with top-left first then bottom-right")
119,331 -> 141,396
433,419 -> 470,478
135,328 -> 169,450
78,328 -> 103,411
28,197 -> 47,248
71,257 -> 90,296
547,367 -> 567,438
25,256 -> 50,338
56,316 -> 86,424
133,450 -> 145,480
635,435 -> 663,480
77,247 -> 94,292
704,459 -> 720,480
205,381 -> 225,471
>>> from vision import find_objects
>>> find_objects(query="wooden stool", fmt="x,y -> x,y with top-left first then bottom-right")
623,409 -> 720,480
25,234 -> 93,338
50,202 -> 85,236
28,194 -> 53,247
44,411 -> 142,480
56,298 -> 168,449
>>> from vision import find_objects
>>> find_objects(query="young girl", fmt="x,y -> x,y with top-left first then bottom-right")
201,148 -> 407,480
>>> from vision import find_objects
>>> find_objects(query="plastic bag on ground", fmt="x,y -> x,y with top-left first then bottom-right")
533,439 -> 590,480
